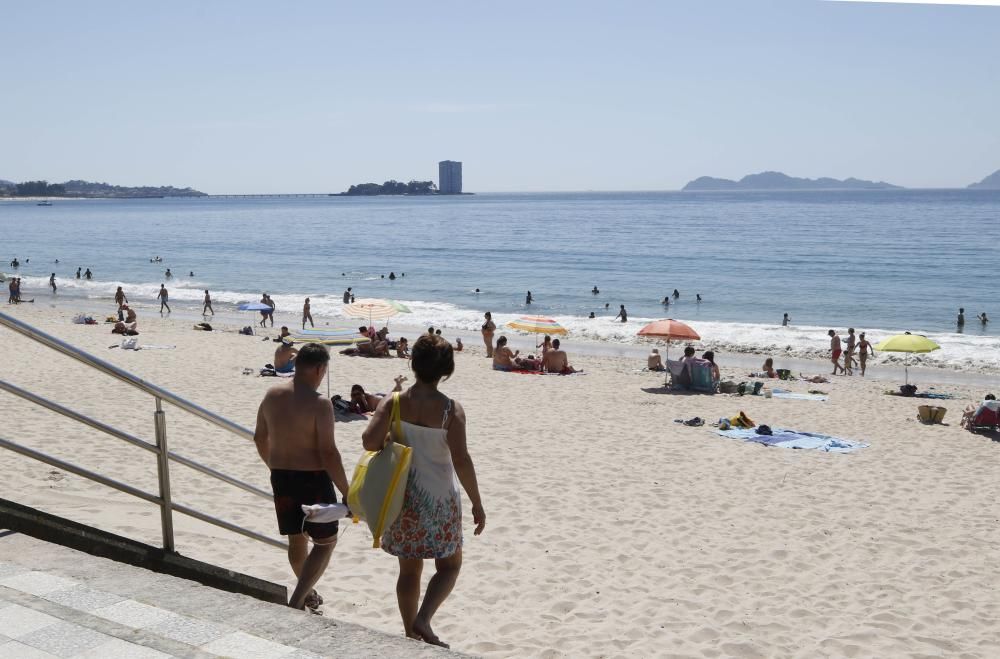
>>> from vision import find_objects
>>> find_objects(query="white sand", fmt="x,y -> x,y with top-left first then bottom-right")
1,303 -> 998,658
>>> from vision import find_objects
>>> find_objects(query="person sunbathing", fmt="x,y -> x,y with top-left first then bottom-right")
961,393 -> 997,429
274,340 -> 298,373
799,373 -> 830,384
762,358 -> 777,378
648,348 -> 664,372
111,321 -> 137,335
492,336 -> 519,371
348,376 -> 407,414
543,339 -> 579,374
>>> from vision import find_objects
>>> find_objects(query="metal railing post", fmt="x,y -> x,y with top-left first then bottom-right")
154,398 -> 175,552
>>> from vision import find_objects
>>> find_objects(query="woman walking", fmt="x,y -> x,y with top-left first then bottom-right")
362,334 -> 486,648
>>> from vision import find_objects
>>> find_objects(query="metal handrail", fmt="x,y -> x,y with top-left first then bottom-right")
0,309 -> 284,554
0,312 -> 252,440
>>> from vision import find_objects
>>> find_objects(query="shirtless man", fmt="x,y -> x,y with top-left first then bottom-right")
302,298 -> 314,329
542,339 -> 578,374
253,344 -> 349,611
343,287 -> 352,304
203,290 -> 214,315
492,336 -> 519,371
857,331 -> 875,376
123,304 -> 137,325
481,312 -> 496,358
648,348 -> 664,371
49,273 -> 57,294
157,284 -> 170,313
843,328 -> 857,375
614,305 -> 627,323
828,329 -> 844,375
274,340 -> 298,373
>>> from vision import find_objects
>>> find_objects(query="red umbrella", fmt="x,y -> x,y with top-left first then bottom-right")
637,319 -> 701,385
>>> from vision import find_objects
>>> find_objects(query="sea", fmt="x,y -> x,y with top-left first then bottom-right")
2,190 -> 999,371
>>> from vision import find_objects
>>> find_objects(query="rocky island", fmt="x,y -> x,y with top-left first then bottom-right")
682,171 -> 902,191
967,169 -> 1000,190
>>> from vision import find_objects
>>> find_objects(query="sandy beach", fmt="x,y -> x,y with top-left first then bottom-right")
1,302 -> 998,658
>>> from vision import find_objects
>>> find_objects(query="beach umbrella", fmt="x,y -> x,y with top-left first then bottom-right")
507,316 -> 568,344
875,333 -> 940,386
637,319 -> 701,385
343,298 -> 401,326
237,302 -> 273,335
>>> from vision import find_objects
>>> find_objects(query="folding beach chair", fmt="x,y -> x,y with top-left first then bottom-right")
967,401 -> 1000,433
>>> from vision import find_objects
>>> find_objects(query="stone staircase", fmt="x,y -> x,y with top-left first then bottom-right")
0,530 -> 463,659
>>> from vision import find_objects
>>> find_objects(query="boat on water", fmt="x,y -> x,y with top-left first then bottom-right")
37,200 -> 53,206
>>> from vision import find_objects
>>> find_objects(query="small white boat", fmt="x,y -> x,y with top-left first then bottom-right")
37,200 -> 53,206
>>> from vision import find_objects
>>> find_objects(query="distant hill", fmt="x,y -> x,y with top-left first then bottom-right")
0,178 -> 206,198
682,171 -> 902,191
967,169 -> 1000,190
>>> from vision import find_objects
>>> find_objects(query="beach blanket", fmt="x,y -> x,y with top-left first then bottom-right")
771,389 -> 828,402
885,391 -> 956,400
714,428 -> 868,453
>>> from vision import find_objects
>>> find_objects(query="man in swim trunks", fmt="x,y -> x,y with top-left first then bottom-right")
542,339 -> 579,374
614,305 -> 627,323
828,329 -> 844,375
203,290 -> 214,315
254,343 -> 349,611
302,297 -> 313,329
274,340 -> 298,373
157,284 -> 170,313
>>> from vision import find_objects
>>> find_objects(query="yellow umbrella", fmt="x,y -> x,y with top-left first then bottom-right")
507,316 -> 568,335
875,333 -> 940,385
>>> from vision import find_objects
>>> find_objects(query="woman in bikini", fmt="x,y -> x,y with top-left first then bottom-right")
362,335 -> 485,648
481,311 -> 496,358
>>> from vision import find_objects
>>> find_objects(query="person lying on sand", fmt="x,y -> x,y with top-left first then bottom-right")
799,373 -> 830,384
542,339 -> 580,374
111,321 -> 138,335
348,376 -> 407,414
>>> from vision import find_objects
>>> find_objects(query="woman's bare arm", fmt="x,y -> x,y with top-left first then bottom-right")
361,395 -> 393,451
446,401 -> 485,535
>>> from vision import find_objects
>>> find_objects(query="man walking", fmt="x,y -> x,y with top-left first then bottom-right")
157,284 -> 171,313
49,273 -> 57,294
828,329 -> 844,375
253,344 -> 349,611
203,290 -> 214,315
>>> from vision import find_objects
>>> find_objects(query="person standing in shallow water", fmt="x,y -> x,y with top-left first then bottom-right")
614,305 -> 627,323
362,334 -> 485,649
525,290 -> 532,305
302,297 -> 314,329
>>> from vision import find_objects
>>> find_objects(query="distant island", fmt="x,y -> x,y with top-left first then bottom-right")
967,169 -> 1000,190
341,180 -> 436,196
0,179 -> 206,198
682,171 -> 902,191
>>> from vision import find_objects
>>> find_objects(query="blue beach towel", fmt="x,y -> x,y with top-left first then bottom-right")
770,389 -> 828,401
714,427 -> 868,453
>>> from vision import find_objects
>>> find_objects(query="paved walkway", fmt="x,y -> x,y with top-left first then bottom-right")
0,531 -> 461,658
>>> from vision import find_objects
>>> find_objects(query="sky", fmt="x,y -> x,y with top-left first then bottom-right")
2,1 -> 998,193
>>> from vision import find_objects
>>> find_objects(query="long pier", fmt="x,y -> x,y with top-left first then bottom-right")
208,193 -> 334,198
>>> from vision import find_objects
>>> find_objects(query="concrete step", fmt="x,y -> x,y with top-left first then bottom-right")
0,530 -> 465,658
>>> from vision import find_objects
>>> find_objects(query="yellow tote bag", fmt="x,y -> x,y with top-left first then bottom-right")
347,392 -> 412,548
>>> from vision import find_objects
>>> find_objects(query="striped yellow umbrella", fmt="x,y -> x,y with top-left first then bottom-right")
343,298 -> 402,326
507,316 -> 568,336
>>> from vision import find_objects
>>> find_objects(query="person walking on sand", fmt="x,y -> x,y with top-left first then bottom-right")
115,286 -> 128,320
157,284 -> 171,313
49,273 -> 57,294
828,329 -> 844,375
361,334 -> 486,648
203,290 -> 214,315
614,305 -> 627,323
254,344 -> 349,612
858,332 -> 875,376
302,297 -> 314,329
843,328 -> 857,375
481,311 -> 496,358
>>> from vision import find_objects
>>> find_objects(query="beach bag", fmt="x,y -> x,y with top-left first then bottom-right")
729,411 -> 755,428
776,369 -> 791,380
719,381 -> 738,394
347,392 -> 412,548
917,405 -> 947,424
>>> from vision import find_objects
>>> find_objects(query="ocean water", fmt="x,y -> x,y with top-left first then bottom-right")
2,191 -> 999,370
